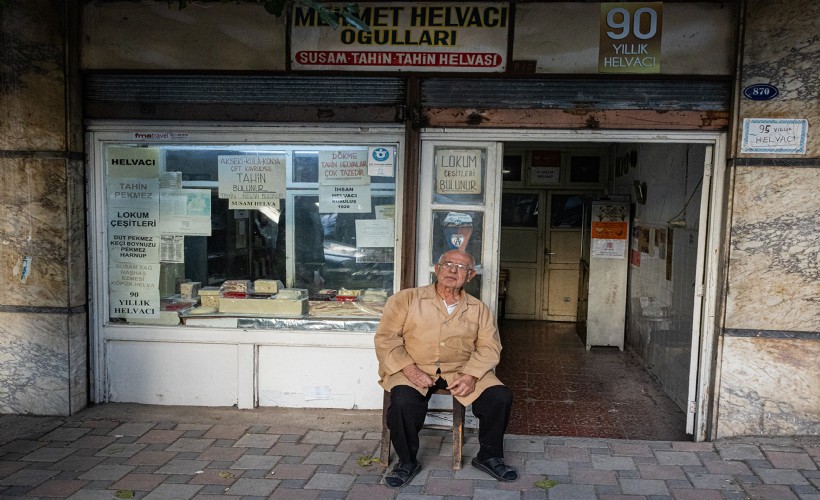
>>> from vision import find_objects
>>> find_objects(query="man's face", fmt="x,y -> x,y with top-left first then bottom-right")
435,252 -> 475,288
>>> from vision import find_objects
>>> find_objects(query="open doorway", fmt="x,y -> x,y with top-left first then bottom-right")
498,141 -> 708,440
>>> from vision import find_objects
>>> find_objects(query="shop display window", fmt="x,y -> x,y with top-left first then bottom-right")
104,143 -> 397,327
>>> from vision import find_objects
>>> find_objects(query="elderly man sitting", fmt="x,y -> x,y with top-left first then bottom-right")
374,249 -> 518,488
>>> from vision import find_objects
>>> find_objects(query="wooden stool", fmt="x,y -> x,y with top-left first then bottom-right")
380,389 -> 466,470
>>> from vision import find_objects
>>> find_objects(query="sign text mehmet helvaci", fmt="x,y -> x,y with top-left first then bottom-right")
291,2 -> 509,72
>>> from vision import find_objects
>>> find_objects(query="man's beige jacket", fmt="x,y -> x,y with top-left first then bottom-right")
374,283 -> 503,406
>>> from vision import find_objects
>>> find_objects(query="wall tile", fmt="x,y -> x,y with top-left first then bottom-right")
726,166 -> 820,331
69,311 -> 88,413
738,0 -> 820,157
67,159 -> 88,308
0,312 -> 71,415
0,1 -> 67,151
82,2 -> 286,70
0,158 -> 69,308
717,337 -> 820,438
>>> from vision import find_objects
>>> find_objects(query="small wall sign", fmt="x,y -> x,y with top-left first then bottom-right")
743,83 -> 779,101
741,118 -> 808,154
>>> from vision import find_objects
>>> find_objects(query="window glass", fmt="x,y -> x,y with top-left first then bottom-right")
104,143 -> 397,327
501,193 -> 539,227
569,155 -> 601,183
502,154 -> 522,182
550,194 -> 585,229
430,210 -> 483,267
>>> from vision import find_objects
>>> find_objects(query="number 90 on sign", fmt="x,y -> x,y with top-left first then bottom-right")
606,7 -> 658,40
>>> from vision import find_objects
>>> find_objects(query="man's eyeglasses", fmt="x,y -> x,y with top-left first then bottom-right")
438,261 -> 474,273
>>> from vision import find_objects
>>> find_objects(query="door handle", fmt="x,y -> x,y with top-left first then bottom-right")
544,249 -> 556,259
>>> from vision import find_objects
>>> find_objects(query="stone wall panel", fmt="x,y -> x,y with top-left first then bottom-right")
0,1 -> 67,151
725,166 -> 820,331
0,312 -> 71,415
717,336 -> 820,437
737,0 -> 820,157
0,158 -> 69,308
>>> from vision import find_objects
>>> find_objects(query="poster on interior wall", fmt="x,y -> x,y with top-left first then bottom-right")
638,226 -> 651,254
655,228 -> 667,260
217,154 -> 287,209
599,2 -> 663,73
630,226 -> 641,267
591,221 -> 628,258
291,2 -> 509,72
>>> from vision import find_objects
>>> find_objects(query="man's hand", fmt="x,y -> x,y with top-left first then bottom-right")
402,364 -> 435,388
447,374 -> 477,397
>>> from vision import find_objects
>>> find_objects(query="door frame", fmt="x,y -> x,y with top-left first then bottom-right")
419,128 -> 727,442
416,139 -> 504,312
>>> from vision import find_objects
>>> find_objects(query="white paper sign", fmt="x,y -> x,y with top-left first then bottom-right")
318,184 -> 372,213
368,146 -> 395,177
319,150 -> 370,185
355,219 -> 395,247
530,166 -> 561,185
107,178 -> 161,262
375,205 -> 395,220
217,154 -> 287,202
741,118 -> 808,154
109,290 -> 160,319
108,262 -> 161,293
159,189 -> 213,236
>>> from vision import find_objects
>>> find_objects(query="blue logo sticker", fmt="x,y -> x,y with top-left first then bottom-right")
372,147 -> 389,162
743,84 -> 779,101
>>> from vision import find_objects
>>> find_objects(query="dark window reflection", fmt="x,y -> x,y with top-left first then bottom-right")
501,193 -> 539,227
551,195 -> 585,228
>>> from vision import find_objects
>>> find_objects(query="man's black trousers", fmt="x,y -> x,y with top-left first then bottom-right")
386,378 -> 513,465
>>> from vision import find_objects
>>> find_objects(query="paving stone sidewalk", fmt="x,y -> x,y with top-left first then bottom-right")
1,404 -> 818,499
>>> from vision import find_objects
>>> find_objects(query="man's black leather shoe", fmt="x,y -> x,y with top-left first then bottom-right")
471,456 -> 519,481
384,461 -> 422,488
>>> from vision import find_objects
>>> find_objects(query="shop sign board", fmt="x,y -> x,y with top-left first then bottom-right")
741,118 -> 808,154
291,2 -> 509,72
599,2 -> 663,73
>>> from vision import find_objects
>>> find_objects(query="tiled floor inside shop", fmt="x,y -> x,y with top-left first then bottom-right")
496,319 -> 689,441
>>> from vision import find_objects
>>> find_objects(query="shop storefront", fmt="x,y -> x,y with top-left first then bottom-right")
4,0 -> 817,441
81,2 -> 735,431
